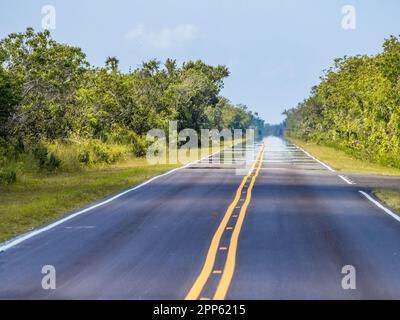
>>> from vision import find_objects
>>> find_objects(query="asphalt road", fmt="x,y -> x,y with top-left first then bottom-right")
1,136 -> 400,299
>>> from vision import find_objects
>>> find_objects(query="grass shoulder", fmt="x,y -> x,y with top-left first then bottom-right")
287,137 -> 400,176
373,189 -> 400,214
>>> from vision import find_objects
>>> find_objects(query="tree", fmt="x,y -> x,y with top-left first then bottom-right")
0,67 -> 21,137
105,56 -> 119,73
285,35 -> 400,168
0,28 -> 264,161
0,28 -> 88,141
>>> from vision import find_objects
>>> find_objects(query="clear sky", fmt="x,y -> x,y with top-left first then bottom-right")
1,0 -> 399,124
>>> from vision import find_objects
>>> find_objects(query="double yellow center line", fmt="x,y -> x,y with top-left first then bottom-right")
185,144 -> 265,300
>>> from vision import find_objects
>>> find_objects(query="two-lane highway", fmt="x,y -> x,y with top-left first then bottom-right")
1,137 -> 400,299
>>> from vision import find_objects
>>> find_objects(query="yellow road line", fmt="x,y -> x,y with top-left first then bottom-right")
185,145 -> 264,300
214,144 -> 265,300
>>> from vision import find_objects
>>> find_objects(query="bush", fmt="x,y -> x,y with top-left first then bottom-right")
78,150 -> 91,165
45,138 -> 129,170
131,135 -> 149,157
47,152 -> 61,170
88,139 -> 125,164
104,125 -> 149,157
0,137 -> 23,159
89,140 -> 112,163
32,144 -> 48,168
31,143 -> 61,171
0,168 -> 17,185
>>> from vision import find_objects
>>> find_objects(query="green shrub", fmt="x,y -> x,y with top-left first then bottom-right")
104,124 -> 137,144
103,125 -> 149,157
31,143 -> 61,171
32,144 -> 48,168
90,140 -> 129,164
0,168 -> 17,185
78,150 -> 91,165
46,138 -> 129,170
0,137 -> 24,160
89,140 -> 112,163
131,134 -> 150,157
47,153 -> 61,170
47,140 -> 83,171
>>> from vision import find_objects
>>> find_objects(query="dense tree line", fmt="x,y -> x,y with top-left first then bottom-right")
0,28 -> 264,179
285,36 -> 400,168
264,122 -> 286,136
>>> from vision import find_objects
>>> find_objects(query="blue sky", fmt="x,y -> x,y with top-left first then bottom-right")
1,0 -> 399,124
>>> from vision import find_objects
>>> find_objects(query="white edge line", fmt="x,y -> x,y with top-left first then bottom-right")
292,143 -> 361,187
0,149 -> 222,252
338,175 -> 354,185
295,145 -> 335,172
359,190 -> 400,223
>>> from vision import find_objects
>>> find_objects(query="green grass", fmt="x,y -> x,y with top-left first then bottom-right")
288,137 -> 400,176
373,189 -> 400,214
